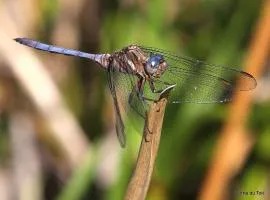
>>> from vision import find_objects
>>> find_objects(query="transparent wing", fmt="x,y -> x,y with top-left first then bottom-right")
115,73 -> 149,119
141,46 -> 257,103
107,66 -> 147,147
108,66 -> 126,147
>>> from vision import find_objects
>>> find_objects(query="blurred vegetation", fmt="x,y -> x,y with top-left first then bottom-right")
0,0 -> 269,200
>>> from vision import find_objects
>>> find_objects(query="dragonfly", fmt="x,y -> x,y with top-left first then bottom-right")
14,38 -> 257,147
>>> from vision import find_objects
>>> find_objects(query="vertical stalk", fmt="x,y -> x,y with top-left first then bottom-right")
124,90 -> 171,200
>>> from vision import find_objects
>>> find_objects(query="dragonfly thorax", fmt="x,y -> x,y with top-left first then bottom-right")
110,45 -> 149,76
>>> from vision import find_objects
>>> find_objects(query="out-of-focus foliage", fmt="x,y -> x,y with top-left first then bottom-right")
0,0 -> 268,200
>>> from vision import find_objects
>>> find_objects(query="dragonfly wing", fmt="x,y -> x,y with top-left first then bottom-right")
141,47 -> 257,103
128,86 -> 149,118
108,66 -> 127,147
107,66 -> 147,147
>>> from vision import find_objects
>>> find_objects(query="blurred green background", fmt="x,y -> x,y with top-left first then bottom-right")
0,0 -> 269,200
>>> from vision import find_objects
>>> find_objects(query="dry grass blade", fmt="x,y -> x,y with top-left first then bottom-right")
0,29 -> 89,169
10,113 -> 42,200
199,1 -> 270,200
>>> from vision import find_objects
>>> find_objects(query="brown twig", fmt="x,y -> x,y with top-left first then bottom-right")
199,1 -> 270,200
124,89 -> 172,200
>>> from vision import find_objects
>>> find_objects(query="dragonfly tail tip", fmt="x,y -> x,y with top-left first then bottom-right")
13,37 -> 25,43
14,38 -> 21,42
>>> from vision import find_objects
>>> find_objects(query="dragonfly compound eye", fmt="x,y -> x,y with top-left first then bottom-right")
145,54 -> 162,75
145,54 -> 168,77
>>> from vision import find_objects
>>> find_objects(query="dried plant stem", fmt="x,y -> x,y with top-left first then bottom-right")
199,1 -> 270,200
124,92 -> 170,200
10,113 -> 43,200
0,31 -> 89,169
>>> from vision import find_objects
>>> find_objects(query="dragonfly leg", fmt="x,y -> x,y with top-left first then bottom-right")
128,78 -> 157,105
136,77 -> 146,101
137,78 -> 159,102
127,80 -> 152,118
149,81 -> 163,93
160,84 -> 176,95
149,80 -> 176,94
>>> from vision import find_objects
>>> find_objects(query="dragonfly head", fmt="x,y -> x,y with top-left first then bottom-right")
145,53 -> 168,78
